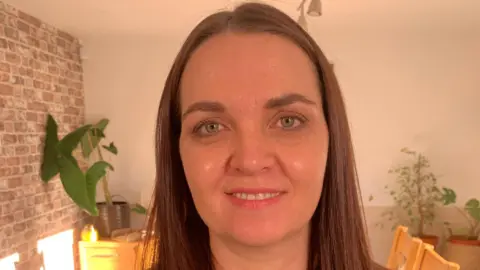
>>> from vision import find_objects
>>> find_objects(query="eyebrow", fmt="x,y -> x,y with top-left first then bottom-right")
264,93 -> 317,109
181,93 -> 317,120
182,101 -> 225,119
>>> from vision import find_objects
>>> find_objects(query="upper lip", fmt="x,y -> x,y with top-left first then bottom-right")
225,188 -> 285,194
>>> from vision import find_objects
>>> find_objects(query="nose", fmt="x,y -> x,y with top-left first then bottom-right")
228,130 -> 275,175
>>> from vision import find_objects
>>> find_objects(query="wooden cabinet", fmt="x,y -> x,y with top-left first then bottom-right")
79,240 -> 140,270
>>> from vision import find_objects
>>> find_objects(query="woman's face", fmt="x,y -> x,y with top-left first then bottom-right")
179,32 -> 329,247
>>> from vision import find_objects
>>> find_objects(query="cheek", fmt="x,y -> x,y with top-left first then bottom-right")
179,140 -> 228,195
283,133 -> 329,190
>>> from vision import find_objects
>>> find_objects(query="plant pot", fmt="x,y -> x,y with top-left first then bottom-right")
418,235 -> 439,248
442,238 -> 480,270
94,201 -> 131,238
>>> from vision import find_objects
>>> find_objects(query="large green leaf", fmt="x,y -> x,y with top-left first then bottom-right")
131,203 -> 147,215
57,156 -> 96,215
441,187 -> 456,206
85,161 -> 113,216
40,114 -> 60,182
63,152 -> 79,168
465,199 -> 480,221
57,124 -> 92,156
81,119 -> 109,158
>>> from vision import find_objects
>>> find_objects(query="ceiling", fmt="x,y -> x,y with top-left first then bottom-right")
4,0 -> 480,40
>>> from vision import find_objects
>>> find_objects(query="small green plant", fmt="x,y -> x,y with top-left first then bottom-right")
370,147 -> 443,236
441,187 -> 480,240
40,113 -> 147,216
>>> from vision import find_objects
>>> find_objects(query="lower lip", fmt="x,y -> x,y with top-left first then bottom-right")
226,193 -> 284,209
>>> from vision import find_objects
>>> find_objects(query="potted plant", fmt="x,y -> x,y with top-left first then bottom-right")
440,187 -> 480,268
370,147 -> 443,247
40,113 -> 147,237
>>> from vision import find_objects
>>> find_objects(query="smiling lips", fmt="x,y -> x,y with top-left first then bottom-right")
231,192 -> 281,200
225,189 -> 285,209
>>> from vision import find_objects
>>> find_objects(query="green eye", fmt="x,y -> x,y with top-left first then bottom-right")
203,123 -> 220,133
278,116 -> 303,129
193,121 -> 224,136
280,117 -> 296,128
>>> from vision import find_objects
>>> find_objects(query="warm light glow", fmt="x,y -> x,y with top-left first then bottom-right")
81,224 -> 99,242
37,229 -> 75,270
90,226 -> 98,242
0,253 -> 19,270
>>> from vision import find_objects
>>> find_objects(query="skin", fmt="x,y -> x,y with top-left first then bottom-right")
179,32 -> 329,270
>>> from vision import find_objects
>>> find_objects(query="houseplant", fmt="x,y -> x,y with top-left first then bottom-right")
441,187 -> 480,268
371,147 -> 443,246
40,113 -> 147,237
442,187 -> 480,241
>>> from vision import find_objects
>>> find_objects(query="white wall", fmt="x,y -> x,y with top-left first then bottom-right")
320,29 -> 480,206
82,37 -> 184,219
82,10 -> 480,261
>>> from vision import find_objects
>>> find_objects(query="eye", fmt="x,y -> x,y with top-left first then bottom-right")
193,121 -> 225,136
275,116 -> 305,129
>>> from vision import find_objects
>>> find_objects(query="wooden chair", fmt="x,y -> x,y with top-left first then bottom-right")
413,243 -> 460,270
387,226 -> 423,270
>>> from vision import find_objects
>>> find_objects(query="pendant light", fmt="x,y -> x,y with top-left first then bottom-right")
307,0 -> 322,16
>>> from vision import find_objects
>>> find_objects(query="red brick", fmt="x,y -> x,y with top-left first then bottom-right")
4,26 -> 18,40
4,123 -> 14,132
0,73 -> 10,82
19,67 -> 33,77
42,91 -> 53,102
7,40 -> 15,52
0,191 -> 14,202
0,3 -> 86,268
65,106 -> 80,115
6,157 -> 20,165
5,52 -> 21,64
26,112 -> 37,121
27,36 -> 40,48
56,37 -> 66,48
0,38 -> 7,48
0,63 -> 10,72
0,83 -> 13,95
2,134 -> 17,144
17,20 -> 30,33
27,101 -> 46,111
18,11 -> 42,28
7,177 -> 22,188
1,110 -> 15,120
57,30 -> 75,42
33,80 -> 43,89
14,122 -> 27,132
15,145 -> 30,155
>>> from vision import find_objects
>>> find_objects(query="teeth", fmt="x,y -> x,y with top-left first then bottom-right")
231,192 -> 280,200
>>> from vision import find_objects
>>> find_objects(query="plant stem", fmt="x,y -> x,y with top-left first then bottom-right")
416,155 -> 424,236
97,146 -> 113,205
455,206 -> 476,234
86,132 -> 113,205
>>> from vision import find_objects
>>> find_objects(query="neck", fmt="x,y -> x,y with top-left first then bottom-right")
210,225 -> 310,270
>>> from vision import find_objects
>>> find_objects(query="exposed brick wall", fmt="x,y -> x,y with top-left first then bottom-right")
0,2 -> 86,269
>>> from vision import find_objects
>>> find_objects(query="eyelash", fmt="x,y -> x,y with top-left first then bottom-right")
192,120 -> 223,135
192,114 -> 307,137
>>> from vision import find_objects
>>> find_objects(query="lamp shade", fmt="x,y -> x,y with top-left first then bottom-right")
307,0 -> 322,16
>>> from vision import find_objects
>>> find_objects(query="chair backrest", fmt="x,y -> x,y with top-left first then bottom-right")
413,243 -> 460,270
387,226 -> 423,270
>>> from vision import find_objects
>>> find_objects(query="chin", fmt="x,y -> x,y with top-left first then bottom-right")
229,223 -> 291,247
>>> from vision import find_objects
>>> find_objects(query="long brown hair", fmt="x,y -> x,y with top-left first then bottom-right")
143,2 -> 375,270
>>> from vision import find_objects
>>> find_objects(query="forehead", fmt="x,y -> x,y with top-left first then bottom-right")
180,32 -> 320,108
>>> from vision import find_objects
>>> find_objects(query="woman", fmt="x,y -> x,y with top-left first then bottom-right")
142,2 -> 380,270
